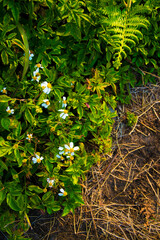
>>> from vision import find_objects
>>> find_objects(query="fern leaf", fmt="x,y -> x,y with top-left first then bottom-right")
101,5 -> 150,68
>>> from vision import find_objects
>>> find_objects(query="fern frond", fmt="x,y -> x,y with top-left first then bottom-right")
101,5 -> 150,68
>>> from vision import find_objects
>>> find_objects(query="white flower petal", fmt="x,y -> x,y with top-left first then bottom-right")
58,193 -> 64,196
70,142 -> 74,148
58,109 -> 64,112
74,146 -> 79,151
60,188 -> 64,193
58,147 -> 63,151
64,145 -> 70,150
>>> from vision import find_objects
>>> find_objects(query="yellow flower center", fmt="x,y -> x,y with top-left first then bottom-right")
36,63 -> 41,68
7,110 -> 11,114
65,149 -> 68,152
46,101 -> 50,105
63,100 -> 67,104
47,83 -> 52,88
42,86 -> 45,89
61,156 -> 64,160
3,89 -> 6,93
37,158 -> 41,163
43,188 -> 47,193
28,134 -> 32,139
64,110 -> 68,114
63,191 -> 67,196
49,182 -> 53,187
33,76 -> 37,80
50,127 -> 55,132
70,148 -> 74,153
70,156 -> 74,160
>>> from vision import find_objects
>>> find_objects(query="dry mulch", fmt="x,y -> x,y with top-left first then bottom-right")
24,83 -> 160,240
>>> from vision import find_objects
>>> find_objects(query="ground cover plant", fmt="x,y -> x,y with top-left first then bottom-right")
0,0 -> 160,239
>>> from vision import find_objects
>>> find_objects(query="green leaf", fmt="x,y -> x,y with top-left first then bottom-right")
72,174 -> 79,184
53,88 -> 61,100
62,204 -> 71,216
0,95 -> 12,102
42,191 -> 53,202
28,185 -> 44,194
12,39 -> 24,50
77,105 -> 83,119
14,149 -> 22,167
45,161 -> 53,172
0,188 -> 6,205
25,108 -> 34,124
25,143 -> 34,155
0,146 -> 12,157
14,122 -> 21,137
0,160 -> 8,171
7,193 -> 21,211
1,50 -> 8,65
17,24 -> 29,80
68,22 -> 81,41
9,2 -> 19,23
52,202 -> 61,211
74,194 -> 84,205
16,194 -> 25,211
1,118 -> 10,131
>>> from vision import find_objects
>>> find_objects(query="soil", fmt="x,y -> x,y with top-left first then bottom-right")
23,83 -> 160,239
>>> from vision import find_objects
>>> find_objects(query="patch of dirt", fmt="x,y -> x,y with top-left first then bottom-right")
25,83 -> 160,240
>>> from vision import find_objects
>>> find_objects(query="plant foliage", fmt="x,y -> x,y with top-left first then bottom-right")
0,0 -> 159,238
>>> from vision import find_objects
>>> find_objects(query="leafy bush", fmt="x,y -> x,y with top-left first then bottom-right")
0,0 -> 159,238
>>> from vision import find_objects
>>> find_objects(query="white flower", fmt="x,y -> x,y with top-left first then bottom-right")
1,87 -> 7,94
6,106 -> 14,115
58,146 -> 64,154
41,81 -> 52,94
26,134 -> 33,141
56,154 -> 65,161
35,63 -> 43,70
58,109 -> 68,119
31,69 -> 41,82
64,142 -> 79,156
41,99 -> 50,108
29,50 -> 34,61
47,178 -> 55,188
66,155 -> 74,160
60,96 -> 67,108
32,154 -> 44,164
58,188 -> 67,196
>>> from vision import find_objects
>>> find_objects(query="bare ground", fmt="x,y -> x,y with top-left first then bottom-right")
25,83 -> 160,240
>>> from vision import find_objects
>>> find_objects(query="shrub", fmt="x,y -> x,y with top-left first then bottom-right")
0,0 -> 159,238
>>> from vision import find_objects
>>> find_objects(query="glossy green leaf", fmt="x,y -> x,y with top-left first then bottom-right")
1,118 -> 10,130
28,185 -> 44,194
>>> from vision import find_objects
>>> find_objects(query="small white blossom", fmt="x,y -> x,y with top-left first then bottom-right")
6,106 -> 14,115
1,87 -> 7,94
26,134 -> 33,141
31,69 -> 41,82
32,154 -> 44,164
57,146 -> 64,155
41,81 -> 52,94
35,63 -> 43,70
29,50 -> 34,61
58,188 -> 67,196
47,178 -> 55,188
56,154 -> 65,160
60,96 -> 67,108
64,142 -> 79,156
66,155 -> 74,160
58,109 -> 68,119
41,99 -> 50,108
